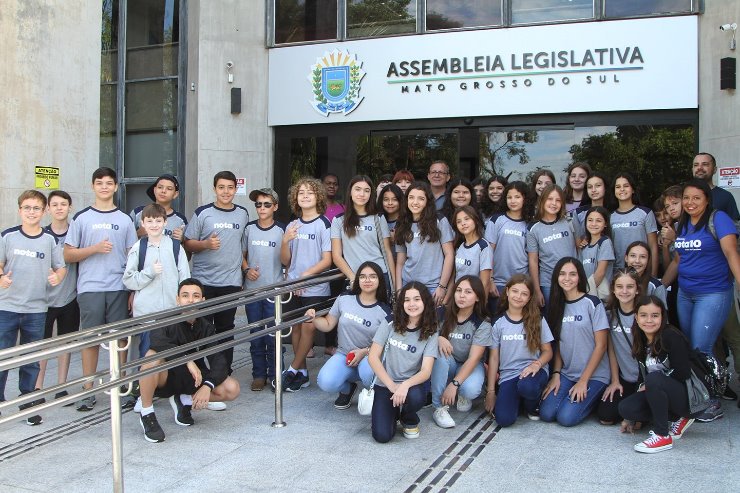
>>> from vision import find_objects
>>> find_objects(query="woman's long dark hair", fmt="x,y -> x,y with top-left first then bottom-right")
350,261 -> 388,305
631,295 -> 670,361
498,274 -> 543,354
624,241 -> 652,294
393,281 -> 437,341
546,257 -> 588,340
676,178 -> 714,236
564,162 -> 592,204
452,206 -> 484,248
480,175 -> 509,217
612,172 -> 642,207
342,175 -> 376,238
395,182 -> 440,245
530,169 -> 556,197
583,206 -> 612,243
504,180 -> 535,223
441,178 -> 479,224
534,184 -> 566,222
440,276 -> 488,340
377,183 -> 405,221
606,267 -> 641,313
585,171 -> 613,211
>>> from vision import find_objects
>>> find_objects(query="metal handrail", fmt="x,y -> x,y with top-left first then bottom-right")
0,269 -> 344,492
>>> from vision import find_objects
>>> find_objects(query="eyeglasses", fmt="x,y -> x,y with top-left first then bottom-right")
21,206 -> 43,213
255,202 -> 274,208
358,274 -> 379,281
429,171 -> 448,176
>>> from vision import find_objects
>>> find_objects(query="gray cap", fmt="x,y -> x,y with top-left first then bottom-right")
249,187 -> 278,203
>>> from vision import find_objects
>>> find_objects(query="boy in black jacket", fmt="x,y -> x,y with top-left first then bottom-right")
137,278 -> 241,443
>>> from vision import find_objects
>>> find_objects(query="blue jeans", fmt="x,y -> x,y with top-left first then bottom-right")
245,298 -> 278,378
487,283 -> 507,317
539,375 -> 607,427
430,355 -> 484,408
0,311 -> 46,401
541,285 -> 552,314
677,287 -> 734,353
317,353 -> 375,394
371,383 -> 426,443
494,369 -> 549,427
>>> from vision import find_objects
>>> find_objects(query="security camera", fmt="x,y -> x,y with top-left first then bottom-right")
720,23 -> 737,31
226,61 -> 234,69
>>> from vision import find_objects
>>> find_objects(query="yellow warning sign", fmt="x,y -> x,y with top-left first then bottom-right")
35,166 -> 59,189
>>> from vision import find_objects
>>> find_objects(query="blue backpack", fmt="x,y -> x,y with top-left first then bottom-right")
137,237 -> 181,271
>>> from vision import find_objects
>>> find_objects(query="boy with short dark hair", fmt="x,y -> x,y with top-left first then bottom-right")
35,190 -> 79,401
64,167 -> 138,411
183,171 -> 249,373
130,174 -> 188,240
0,190 -> 67,425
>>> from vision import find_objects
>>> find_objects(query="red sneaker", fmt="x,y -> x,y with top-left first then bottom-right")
669,417 -> 694,439
634,431 -> 673,454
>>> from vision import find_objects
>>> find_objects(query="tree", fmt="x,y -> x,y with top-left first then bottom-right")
479,131 -> 538,178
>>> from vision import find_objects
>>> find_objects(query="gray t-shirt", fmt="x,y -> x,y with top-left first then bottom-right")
397,217 -> 455,290
130,206 -> 188,237
572,205 -> 589,242
44,226 -> 77,308
526,218 -> 577,288
184,203 -> 249,287
491,314 -> 554,383
242,220 -> 286,289
610,206 -> 658,269
579,236 -> 615,285
646,278 -> 667,306
328,293 -> 392,355
373,321 -> 439,384
286,215 -> 332,297
123,235 -> 191,317
442,314 -> 493,363
65,207 -> 138,294
607,308 -> 639,383
454,239 -> 493,282
0,227 -> 65,313
558,294 -> 610,385
331,214 -> 391,273
485,213 -> 528,286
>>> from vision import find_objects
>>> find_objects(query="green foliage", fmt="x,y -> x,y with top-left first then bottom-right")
479,131 -> 539,178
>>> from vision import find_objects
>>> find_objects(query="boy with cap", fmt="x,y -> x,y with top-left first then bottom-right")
130,174 -> 188,240
1,190 -> 67,425
242,188 -> 285,391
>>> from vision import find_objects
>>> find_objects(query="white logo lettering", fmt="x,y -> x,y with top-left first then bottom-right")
342,312 -> 372,327
296,233 -> 317,240
13,248 -> 45,259
251,240 -> 277,247
449,333 -> 472,340
612,221 -> 639,229
91,223 -> 119,230
389,337 -> 417,353
562,315 -> 584,323
542,231 -> 569,243
501,334 -> 525,341
504,228 -> 523,237
675,239 -> 702,249
213,222 -> 239,229
455,257 -> 472,267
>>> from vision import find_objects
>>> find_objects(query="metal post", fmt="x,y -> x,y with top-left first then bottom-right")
272,293 -> 286,428
108,340 -> 126,493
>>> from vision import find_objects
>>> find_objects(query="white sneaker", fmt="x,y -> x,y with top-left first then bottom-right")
433,406 -> 456,428
456,395 -> 472,412
207,401 -> 227,411
133,397 -> 142,414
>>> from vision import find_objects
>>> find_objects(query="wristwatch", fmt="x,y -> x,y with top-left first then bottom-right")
452,379 -> 461,388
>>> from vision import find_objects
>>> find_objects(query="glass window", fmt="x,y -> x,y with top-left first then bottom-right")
275,0 -> 337,44
426,1 -> 502,31
346,0 -> 416,38
511,0 -> 594,24
126,0 -> 179,79
100,84 -> 117,169
101,0 -> 118,83
605,0 -> 692,18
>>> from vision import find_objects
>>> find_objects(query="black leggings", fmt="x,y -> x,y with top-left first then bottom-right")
618,371 -> 689,436
597,377 -> 639,424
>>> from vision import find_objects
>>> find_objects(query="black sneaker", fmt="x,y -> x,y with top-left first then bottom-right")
121,394 -> 137,410
721,386 -> 737,401
140,412 -> 165,443
19,400 -> 43,426
276,370 -> 297,392
286,372 -> 310,392
334,382 -> 358,410
75,395 -> 96,412
169,395 -> 194,426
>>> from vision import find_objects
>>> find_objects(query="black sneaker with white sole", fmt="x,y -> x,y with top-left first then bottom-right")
19,400 -> 43,426
721,386 -> 737,401
286,372 -> 310,392
334,382 -> 358,410
169,395 -> 194,426
140,412 -> 165,442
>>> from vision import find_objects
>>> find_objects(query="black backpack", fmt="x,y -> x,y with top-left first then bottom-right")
689,349 -> 729,399
137,237 -> 181,271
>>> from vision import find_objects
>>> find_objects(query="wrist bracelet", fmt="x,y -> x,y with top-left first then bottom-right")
551,370 -> 561,375
438,284 -> 448,291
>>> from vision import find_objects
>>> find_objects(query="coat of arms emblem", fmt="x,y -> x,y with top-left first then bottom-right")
309,49 -> 365,116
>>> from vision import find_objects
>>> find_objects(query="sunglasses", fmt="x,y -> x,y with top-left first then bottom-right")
255,202 -> 274,208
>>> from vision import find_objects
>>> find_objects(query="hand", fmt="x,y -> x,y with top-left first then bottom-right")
484,389 -> 496,414
284,222 -> 300,243
660,226 -> 675,243
207,232 -> 220,250
192,385 -> 211,410
441,382 -> 458,406
96,237 -> 113,254
519,360 -> 542,379
490,284 -> 500,298
601,381 -> 624,402
433,286 -> 446,306
536,289 -> 545,308
578,236 -> 588,249
304,308 -> 316,321
152,260 -> 163,275
47,269 -> 61,286
347,348 -> 366,367
437,337 -> 453,358
128,291 -> 134,313
246,266 -> 261,281
568,380 -> 589,403
171,226 -> 184,241
0,271 -> 12,289
186,361 -> 202,387
391,381 -> 409,407
542,373 -> 560,399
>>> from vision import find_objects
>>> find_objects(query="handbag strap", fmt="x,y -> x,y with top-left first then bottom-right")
374,214 -> 395,299
368,328 -> 393,390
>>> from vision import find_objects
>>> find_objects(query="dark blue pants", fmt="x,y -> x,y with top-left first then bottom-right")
494,369 -> 548,427
371,383 -> 426,443
245,298 -> 279,379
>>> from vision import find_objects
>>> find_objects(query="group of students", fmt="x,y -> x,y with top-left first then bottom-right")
1,156 -> 737,453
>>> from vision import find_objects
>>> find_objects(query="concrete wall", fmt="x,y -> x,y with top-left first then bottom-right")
699,2 -> 740,196
184,0 -> 272,216
0,1 -> 101,227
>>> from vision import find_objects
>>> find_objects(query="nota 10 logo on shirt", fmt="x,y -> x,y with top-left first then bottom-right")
562,315 -> 584,322
343,312 -> 372,327
13,248 -> 45,259
389,337 -> 417,353
92,223 -> 119,230
214,223 -> 239,229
